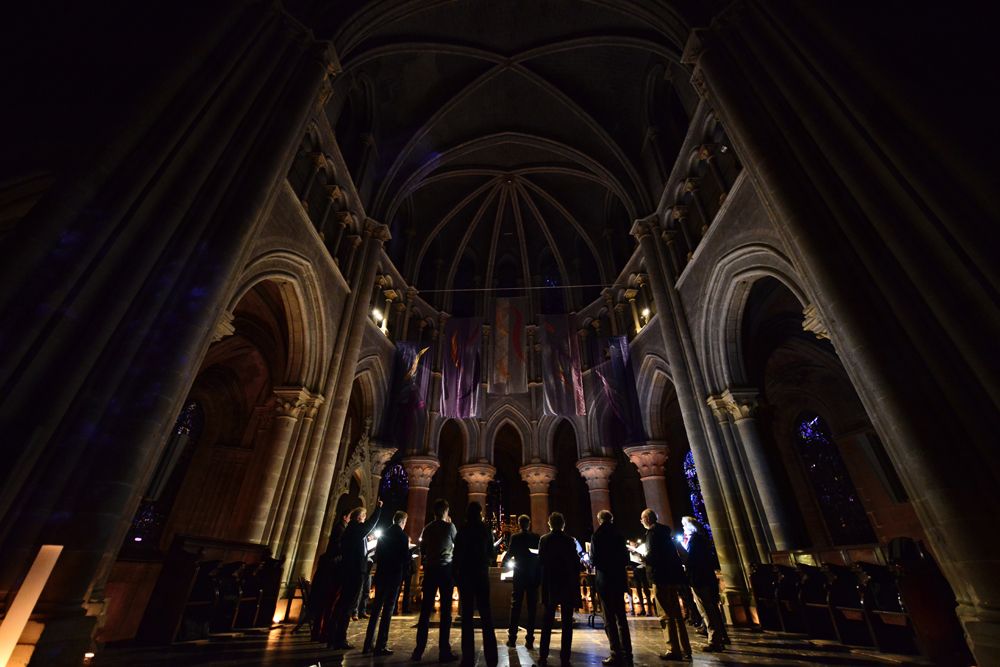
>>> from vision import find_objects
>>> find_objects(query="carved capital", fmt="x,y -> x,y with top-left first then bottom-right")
308,152 -> 326,171
697,143 -> 719,161
367,220 -> 391,244
721,387 -> 760,421
705,394 -> 731,424
630,216 -> 658,240
459,463 -> 497,495
394,302 -> 406,313
370,445 -> 396,478
323,184 -> 343,203
802,303 -> 831,340
213,310 -> 236,342
624,289 -> 638,301
601,288 -> 615,301
614,303 -> 626,314
520,464 -> 557,495
684,177 -> 702,193
681,28 -> 710,64
691,67 -> 709,100
624,443 -> 668,479
273,387 -> 311,419
336,210 -> 356,227
576,457 -> 617,491
402,456 -> 440,488
302,393 -> 325,420
348,235 -> 362,248
671,205 -> 690,220
635,273 -> 649,286
525,325 -> 536,337
577,328 -> 588,338
591,320 -> 602,333
382,289 -> 398,302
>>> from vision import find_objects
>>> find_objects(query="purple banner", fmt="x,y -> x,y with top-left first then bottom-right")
386,342 -> 433,452
540,314 -> 585,416
489,297 -> 528,395
440,317 -> 482,418
588,336 -> 645,447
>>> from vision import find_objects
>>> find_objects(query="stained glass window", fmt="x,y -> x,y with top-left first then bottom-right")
683,450 -> 712,538
379,463 -> 409,510
795,412 -> 876,546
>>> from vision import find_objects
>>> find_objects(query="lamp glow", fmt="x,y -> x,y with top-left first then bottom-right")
642,309 -> 650,317
373,529 -> 382,539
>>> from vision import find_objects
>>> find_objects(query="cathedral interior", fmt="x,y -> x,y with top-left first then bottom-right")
1,1 -> 998,666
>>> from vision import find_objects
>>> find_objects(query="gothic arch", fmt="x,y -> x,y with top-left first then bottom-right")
428,416 -> 475,462
699,243 -> 809,392
483,405 -> 533,464
228,250 -> 328,390
538,415 -> 584,462
635,353 -> 672,441
354,354 -> 388,434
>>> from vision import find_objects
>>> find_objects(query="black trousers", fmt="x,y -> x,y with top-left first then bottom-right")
459,576 -> 498,667
364,579 -> 401,650
329,574 -> 363,646
599,585 -> 632,661
633,569 -> 652,614
508,578 -> 538,641
540,598 -> 574,664
415,564 -> 454,656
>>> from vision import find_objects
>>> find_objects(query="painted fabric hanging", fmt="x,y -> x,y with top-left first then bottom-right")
588,335 -> 645,447
440,317 -> 482,418
489,297 -> 528,395
386,342 -> 433,452
540,314 -> 585,416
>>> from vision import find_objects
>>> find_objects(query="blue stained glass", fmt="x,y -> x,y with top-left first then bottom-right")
683,451 -> 712,538
795,413 -> 876,546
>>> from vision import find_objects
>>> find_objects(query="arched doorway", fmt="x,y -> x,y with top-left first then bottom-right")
549,420 -> 590,540
492,423 -> 531,527
426,419 -> 467,525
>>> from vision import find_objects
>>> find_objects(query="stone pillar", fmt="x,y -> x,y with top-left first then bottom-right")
344,234 -> 362,276
661,229 -> 682,277
520,464 -> 557,534
636,273 -> 655,317
381,289 -> 397,336
625,444 -> 672,528
299,152 -> 325,207
624,289 -> 642,334
330,212 -> 352,258
614,303 -> 628,338
316,184 -> 341,239
672,205 -> 694,262
576,457 -> 617,529
699,143 -> 729,203
269,393 -> 324,555
722,388 -> 793,551
684,177 -> 710,235
602,288 -> 620,335
403,456 -> 440,543
248,388 -> 308,543
459,463 -> 496,510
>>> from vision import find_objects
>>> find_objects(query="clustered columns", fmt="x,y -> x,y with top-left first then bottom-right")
315,184 -> 342,240
624,444 -> 672,528
459,462 -> 496,510
722,388 -> 792,551
520,464 -> 558,534
247,388 -> 309,543
624,289 -> 642,334
402,456 -> 440,542
576,457 -> 617,529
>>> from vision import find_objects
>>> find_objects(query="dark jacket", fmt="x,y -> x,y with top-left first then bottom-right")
340,507 -> 382,574
643,523 -> 685,586
452,517 -> 495,585
420,519 -> 457,569
590,521 -> 629,593
374,523 -> 411,585
538,529 -> 581,606
686,531 -> 721,588
501,530 -> 540,586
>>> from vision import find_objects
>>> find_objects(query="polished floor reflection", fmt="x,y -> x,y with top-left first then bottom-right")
91,614 -> 931,667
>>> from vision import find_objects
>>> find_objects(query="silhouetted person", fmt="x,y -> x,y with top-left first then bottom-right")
452,501 -> 498,667
350,551 -> 374,619
641,509 -> 691,661
591,510 -> 632,667
363,511 -> 411,655
311,510 -> 350,642
502,514 -> 540,649
413,499 -> 459,663
328,500 -> 382,650
682,516 -> 728,652
538,512 -> 581,667
629,539 -> 652,616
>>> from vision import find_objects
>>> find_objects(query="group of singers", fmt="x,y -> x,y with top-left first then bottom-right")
303,497 -> 727,667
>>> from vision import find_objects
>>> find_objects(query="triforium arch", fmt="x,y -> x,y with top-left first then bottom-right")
635,352 -> 674,442
483,406 -> 533,465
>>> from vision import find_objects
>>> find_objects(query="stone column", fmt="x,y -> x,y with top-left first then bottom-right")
684,178 -> 711,235
614,303 -> 628,338
299,152 -> 325,207
269,393 -> 324,555
672,205 -> 695,262
707,395 -> 769,562
330,212 -> 352,259
624,289 -> 642,334
625,444 -> 673,528
344,234 -> 362,276
403,456 -> 440,543
381,289 -> 397,336
661,230 -> 682,277
525,325 -> 537,382
636,274 -> 655,317
460,463 -> 496,510
248,388 -> 308,543
315,184 -> 341,239
699,143 -> 729,203
576,457 -> 617,529
602,288 -> 620,335
400,289 -> 416,342
520,464 -> 557,534
722,388 -> 793,551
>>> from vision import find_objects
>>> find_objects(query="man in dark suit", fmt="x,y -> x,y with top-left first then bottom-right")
328,500 -> 382,650
501,514 -> 540,649
590,510 -> 633,667
363,510 -> 411,655
641,509 -> 691,661
538,512 -> 581,667
452,501 -> 498,667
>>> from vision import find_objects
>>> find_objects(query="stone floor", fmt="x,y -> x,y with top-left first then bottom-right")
91,614 -> 931,667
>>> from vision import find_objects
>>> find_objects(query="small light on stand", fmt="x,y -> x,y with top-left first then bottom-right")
642,308 -> 650,325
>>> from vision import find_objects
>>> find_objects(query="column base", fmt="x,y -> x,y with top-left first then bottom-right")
955,603 -> 996,666
24,609 -> 97,667
722,590 -> 756,628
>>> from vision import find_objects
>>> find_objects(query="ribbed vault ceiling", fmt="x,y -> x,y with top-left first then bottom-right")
292,0 -> 717,303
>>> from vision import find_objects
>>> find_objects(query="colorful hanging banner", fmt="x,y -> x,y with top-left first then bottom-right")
540,314 -> 586,416
490,297 -> 528,395
386,342 -> 433,452
588,335 -> 645,447
440,317 -> 482,418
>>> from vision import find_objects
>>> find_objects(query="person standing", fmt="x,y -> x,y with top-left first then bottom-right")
641,509 -> 691,661
681,517 -> 728,652
501,514 -> 540,649
538,512 -> 581,667
630,539 -> 653,616
452,501 -> 499,667
328,500 -> 382,650
590,511 -> 633,667
312,510 -> 350,643
351,551 -> 374,620
363,511 -> 411,655
413,499 -> 459,663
